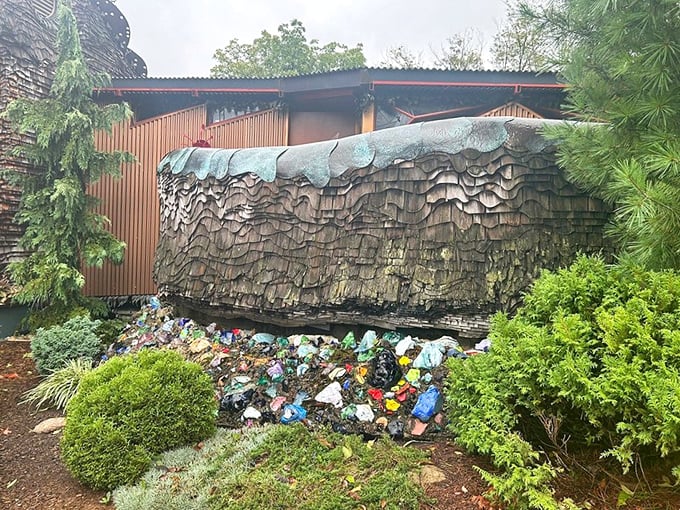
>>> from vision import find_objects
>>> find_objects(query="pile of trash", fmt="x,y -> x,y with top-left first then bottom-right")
106,298 -> 491,438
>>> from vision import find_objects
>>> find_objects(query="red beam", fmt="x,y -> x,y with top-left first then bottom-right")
370,80 -> 566,89
95,87 -> 281,94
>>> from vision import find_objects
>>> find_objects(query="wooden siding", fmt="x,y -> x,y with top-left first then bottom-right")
85,106 -> 288,297
206,108 -> 288,148
288,111 -> 356,145
481,101 -> 543,119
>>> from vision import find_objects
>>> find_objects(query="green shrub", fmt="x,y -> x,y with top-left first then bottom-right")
61,349 -> 217,490
447,255 -> 680,509
95,318 -> 126,345
21,296 -> 109,332
30,315 -> 102,375
22,358 -> 93,410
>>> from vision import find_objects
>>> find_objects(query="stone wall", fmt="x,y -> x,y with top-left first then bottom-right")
154,118 -> 612,338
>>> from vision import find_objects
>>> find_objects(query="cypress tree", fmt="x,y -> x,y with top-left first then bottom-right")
3,0 -> 133,326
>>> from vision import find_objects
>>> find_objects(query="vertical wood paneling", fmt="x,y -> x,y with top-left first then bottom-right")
85,105 -> 289,297
481,101 -> 543,119
206,108 -> 288,149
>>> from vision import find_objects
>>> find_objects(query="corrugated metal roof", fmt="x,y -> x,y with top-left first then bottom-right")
102,68 -> 563,96
111,67 -> 560,82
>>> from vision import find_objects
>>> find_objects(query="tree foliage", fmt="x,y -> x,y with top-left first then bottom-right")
491,1 -> 556,71
432,28 -> 484,70
379,45 -> 424,69
210,19 -> 366,78
536,0 -> 680,269
2,1 -> 133,325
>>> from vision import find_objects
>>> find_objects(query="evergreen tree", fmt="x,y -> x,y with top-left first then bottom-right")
2,0 -> 133,326
211,19 -> 365,78
537,0 -> 680,268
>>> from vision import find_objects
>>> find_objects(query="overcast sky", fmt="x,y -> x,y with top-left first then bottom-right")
114,0 -> 510,77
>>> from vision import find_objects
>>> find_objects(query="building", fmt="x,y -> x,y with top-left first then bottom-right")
0,1 -> 567,300
87,69 -> 566,298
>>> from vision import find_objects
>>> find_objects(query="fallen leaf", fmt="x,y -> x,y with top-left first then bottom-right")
0,372 -> 19,380
342,445 -> 353,459
472,494 -> 495,510
2,428 -> 11,435
318,437 -> 333,448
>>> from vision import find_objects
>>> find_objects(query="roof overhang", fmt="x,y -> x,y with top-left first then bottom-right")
97,68 -> 565,97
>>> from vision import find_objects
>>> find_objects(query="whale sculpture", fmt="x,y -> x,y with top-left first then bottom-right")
154,117 -> 611,338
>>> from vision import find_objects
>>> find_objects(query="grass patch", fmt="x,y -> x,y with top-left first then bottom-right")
114,425 -> 430,510
21,358 -> 93,410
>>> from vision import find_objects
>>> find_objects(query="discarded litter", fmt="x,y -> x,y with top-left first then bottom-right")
105,298 -> 487,437
411,386 -> 443,422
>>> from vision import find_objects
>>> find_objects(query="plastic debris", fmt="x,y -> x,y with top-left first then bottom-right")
315,382 -> 344,408
369,350 -> 401,389
341,331 -> 356,349
354,330 -> 377,353
355,404 -> 375,422
242,406 -> 262,420
385,399 -> 401,412
411,386 -> 443,422
387,419 -> 404,438
104,300 -> 489,438
252,332 -> 275,344
409,418 -> 428,436
270,396 -> 287,411
475,338 -> 492,352
281,404 -> 307,424
394,336 -> 415,356
405,368 -> 421,384
149,296 -> 161,310
412,341 -> 445,369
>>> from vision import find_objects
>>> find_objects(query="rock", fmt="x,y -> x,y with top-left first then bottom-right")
412,464 -> 447,487
31,417 -> 65,434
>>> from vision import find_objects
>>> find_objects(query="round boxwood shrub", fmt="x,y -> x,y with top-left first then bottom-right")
31,315 -> 102,375
61,349 -> 217,490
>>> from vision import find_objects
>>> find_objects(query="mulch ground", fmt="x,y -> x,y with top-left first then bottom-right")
2,339 -> 679,510
0,339 -> 106,509
0,339 -> 492,509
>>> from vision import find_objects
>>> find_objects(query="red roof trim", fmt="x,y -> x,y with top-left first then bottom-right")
96,87 -> 281,94
370,80 -> 566,89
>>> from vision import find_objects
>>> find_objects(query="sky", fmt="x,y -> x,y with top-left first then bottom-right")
114,0 -> 510,77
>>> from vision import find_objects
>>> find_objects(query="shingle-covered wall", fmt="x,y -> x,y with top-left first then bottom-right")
0,0 -> 145,270
154,118 -> 613,338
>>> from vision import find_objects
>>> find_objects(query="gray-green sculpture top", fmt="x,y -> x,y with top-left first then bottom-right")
158,117 -> 557,187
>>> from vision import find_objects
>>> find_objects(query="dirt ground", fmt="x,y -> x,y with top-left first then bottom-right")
2,339 -> 679,510
0,339 -> 493,510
